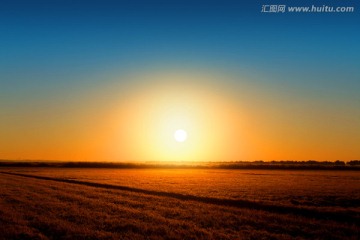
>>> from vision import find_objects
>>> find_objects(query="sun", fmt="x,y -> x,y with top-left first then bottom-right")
174,129 -> 187,142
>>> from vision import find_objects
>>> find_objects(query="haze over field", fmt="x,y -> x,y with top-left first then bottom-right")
0,0 -> 359,162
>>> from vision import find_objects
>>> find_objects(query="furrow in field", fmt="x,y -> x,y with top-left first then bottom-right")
0,171 -> 358,224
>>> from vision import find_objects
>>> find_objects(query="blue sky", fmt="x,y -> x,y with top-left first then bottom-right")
1,0 -> 359,77
1,0 -> 359,109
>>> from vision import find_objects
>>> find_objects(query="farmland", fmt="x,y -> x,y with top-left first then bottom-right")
0,168 -> 359,239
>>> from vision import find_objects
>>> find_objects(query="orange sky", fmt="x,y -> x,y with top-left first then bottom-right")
1,70 -> 359,162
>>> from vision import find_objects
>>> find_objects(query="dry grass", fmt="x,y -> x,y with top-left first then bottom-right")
0,168 -> 359,239
5,168 -> 360,208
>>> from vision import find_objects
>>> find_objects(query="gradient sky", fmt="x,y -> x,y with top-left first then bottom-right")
1,0 -> 359,161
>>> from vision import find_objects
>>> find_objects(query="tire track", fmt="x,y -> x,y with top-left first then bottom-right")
0,171 -> 358,224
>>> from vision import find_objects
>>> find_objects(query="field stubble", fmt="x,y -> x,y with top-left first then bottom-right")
0,168 -> 359,239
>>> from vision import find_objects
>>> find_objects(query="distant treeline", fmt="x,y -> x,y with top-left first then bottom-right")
0,160 -> 359,170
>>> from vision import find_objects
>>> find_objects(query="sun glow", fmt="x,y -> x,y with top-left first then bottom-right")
106,71 -> 246,162
174,129 -> 187,142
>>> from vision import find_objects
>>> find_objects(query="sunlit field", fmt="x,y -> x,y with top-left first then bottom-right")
1,168 -> 359,239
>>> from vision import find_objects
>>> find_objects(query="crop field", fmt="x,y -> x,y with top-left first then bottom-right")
0,168 -> 359,239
